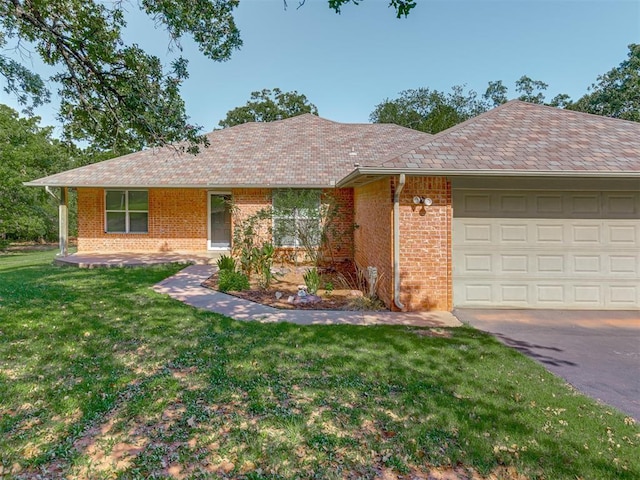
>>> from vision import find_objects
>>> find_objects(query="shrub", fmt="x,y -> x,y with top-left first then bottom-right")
218,270 -> 250,293
303,267 -> 321,295
216,254 -> 236,272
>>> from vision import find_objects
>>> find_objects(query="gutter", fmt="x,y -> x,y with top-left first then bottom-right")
336,167 -> 640,188
393,173 -> 406,310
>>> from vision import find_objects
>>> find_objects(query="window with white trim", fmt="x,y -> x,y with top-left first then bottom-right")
105,190 -> 148,233
272,189 -> 321,247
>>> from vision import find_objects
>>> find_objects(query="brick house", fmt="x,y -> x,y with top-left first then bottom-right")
27,101 -> 640,310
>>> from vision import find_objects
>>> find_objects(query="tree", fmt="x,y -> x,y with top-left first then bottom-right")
218,88 -> 318,128
371,78 -> 571,133
0,104 -> 77,244
1,1 -> 411,153
568,44 -> 640,122
369,85 -> 486,134
514,75 -> 549,104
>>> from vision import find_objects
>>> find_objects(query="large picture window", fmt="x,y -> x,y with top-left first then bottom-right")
105,190 -> 148,233
272,189 -> 321,247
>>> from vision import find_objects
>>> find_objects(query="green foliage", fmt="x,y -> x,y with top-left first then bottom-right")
216,254 -> 236,272
514,75 -> 550,104
0,104 -> 79,242
324,281 -> 334,296
568,44 -> 640,122
272,189 -> 340,265
0,0 -> 242,151
219,88 -> 319,128
232,206 -> 273,279
217,269 -> 250,292
254,243 -> 275,289
303,267 -> 321,295
371,78 -> 569,133
328,0 -> 417,18
370,85 -> 487,134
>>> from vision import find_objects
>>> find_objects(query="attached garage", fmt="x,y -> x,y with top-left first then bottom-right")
452,179 -> 640,309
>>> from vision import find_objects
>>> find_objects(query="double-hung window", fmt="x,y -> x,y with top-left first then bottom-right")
105,190 -> 148,233
272,189 -> 321,247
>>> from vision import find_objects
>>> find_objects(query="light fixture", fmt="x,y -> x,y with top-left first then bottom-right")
412,196 -> 433,206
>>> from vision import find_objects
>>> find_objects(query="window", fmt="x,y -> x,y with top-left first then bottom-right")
272,189 -> 321,247
105,190 -> 148,233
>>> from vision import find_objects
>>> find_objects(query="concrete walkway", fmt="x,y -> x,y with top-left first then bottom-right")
153,265 -> 461,327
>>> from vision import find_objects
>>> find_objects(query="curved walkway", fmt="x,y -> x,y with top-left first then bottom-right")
153,265 -> 461,327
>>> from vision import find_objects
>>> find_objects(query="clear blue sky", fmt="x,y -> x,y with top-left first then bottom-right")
1,0 -> 638,134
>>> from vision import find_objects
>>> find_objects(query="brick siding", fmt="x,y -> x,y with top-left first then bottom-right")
353,178 -> 393,308
353,176 -> 452,312
396,176 -> 452,311
77,187 -> 354,260
77,188 -> 208,252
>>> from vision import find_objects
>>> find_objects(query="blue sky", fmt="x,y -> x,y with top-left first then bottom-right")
1,0 -> 638,134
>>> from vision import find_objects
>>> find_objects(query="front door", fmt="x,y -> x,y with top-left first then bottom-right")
208,194 -> 231,249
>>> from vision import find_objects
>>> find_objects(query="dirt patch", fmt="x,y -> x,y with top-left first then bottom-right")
202,261 -> 387,311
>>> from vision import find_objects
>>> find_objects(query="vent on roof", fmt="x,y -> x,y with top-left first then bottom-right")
349,147 -> 357,156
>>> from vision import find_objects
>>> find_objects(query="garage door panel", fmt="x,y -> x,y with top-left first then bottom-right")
453,190 -> 640,309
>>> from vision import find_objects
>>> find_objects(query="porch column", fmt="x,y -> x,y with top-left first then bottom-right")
58,187 -> 68,257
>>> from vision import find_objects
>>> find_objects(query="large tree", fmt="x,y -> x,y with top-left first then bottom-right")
370,78 -> 572,133
0,104 -> 78,244
1,1 -> 411,153
568,44 -> 640,122
369,85 -> 487,134
218,88 -> 318,128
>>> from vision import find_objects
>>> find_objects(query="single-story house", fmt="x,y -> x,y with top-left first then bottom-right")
27,100 -> 640,311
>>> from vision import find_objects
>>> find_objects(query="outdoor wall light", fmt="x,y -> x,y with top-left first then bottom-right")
412,196 -> 433,206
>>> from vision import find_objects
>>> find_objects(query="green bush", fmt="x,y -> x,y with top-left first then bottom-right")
216,254 -> 236,272
218,269 -> 250,293
303,267 -> 321,295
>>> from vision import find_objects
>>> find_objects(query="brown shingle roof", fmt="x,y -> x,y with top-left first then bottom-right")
26,114 -> 433,188
380,100 -> 640,174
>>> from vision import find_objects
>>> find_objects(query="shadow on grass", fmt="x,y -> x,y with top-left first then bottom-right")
0,257 -> 638,479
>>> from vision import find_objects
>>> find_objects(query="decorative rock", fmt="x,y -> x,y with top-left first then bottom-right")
275,291 -> 283,300
287,295 -> 295,304
292,294 -> 321,305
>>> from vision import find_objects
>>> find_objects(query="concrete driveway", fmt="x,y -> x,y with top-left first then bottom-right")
453,309 -> 640,421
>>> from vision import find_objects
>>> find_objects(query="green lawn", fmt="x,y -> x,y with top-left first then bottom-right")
0,250 -> 638,479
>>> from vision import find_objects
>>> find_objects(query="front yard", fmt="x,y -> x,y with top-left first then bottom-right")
0,250 -> 638,479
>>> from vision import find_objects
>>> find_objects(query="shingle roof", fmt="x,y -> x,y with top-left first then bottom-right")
380,100 -> 640,174
26,114 -> 433,188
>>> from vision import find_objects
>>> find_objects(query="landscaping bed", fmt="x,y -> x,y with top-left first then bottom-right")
202,260 -> 387,311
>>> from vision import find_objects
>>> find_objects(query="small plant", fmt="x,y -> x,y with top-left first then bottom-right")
218,269 -> 250,292
216,254 -> 236,272
303,267 -> 321,295
324,281 -> 334,296
254,243 -> 275,289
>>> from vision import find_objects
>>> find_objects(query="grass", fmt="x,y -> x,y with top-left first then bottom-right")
0,249 -> 638,479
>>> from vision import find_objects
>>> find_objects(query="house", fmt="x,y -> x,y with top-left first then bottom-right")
27,101 -> 640,311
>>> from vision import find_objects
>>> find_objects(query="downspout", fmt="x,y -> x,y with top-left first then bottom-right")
393,174 -> 406,310
45,186 -> 68,257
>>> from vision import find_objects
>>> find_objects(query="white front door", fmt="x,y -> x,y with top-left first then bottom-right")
208,193 -> 231,250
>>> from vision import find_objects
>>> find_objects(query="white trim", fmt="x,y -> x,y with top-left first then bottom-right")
207,192 -> 232,250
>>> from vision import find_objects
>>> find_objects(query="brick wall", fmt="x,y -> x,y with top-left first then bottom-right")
353,176 -> 452,312
77,188 -> 209,252
321,188 -> 354,262
353,178 -> 393,308
397,176 -> 452,311
77,187 -> 355,259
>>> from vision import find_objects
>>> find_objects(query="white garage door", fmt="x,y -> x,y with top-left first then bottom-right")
453,189 -> 640,309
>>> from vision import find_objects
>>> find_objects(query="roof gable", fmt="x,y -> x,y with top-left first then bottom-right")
380,100 -> 640,174
26,114 -> 433,188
